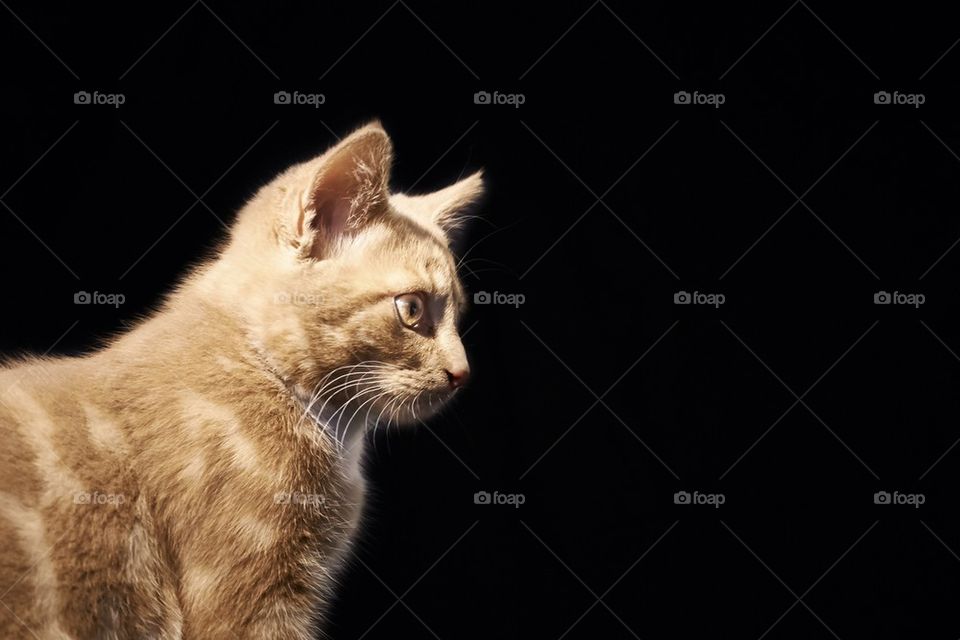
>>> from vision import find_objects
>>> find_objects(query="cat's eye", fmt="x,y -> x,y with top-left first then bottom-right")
394,293 -> 427,329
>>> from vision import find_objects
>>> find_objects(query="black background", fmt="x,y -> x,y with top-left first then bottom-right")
3,1 -> 960,638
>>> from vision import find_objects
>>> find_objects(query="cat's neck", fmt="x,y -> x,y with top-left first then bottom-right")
94,279 -> 367,471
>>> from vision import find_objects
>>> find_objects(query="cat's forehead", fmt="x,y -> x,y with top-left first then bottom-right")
364,217 -> 453,264
348,220 -> 464,301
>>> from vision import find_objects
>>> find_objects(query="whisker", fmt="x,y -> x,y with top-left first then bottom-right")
329,384 -> 386,433
297,371 -> 383,431
342,389 -> 393,453
310,366 -> 390,420
343,388 -> 391,439
410,390 -> 424,422
456,219 -> 521,268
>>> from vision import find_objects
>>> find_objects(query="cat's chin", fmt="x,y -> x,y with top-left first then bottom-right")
372,389 -> 457,428
306,387 -> 458,433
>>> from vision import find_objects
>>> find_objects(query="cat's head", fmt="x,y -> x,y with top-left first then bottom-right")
225,122 -> 483,428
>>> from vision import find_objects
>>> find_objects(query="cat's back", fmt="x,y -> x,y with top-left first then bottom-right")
0,356 -> 176,639
0,356 -> 89,499
0,359 -> 54,636
0,354 -> 99,465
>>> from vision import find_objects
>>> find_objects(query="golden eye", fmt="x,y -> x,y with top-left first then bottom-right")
394,293 -> 426,328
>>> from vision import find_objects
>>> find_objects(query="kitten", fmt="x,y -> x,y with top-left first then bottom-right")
0,121 -> 483,639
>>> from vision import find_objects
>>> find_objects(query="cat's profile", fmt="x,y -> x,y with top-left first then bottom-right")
0,121 -> 483,639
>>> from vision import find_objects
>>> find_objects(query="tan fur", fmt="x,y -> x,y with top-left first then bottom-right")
0,122 -> 482,638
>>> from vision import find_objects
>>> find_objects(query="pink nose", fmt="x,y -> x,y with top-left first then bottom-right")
445,368 -> 470,389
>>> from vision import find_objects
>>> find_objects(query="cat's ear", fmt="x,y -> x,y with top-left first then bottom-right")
392,171 -> 485,246
287,121 -> 393,260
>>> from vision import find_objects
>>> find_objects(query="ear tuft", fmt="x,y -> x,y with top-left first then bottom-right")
430,170 -> 485,235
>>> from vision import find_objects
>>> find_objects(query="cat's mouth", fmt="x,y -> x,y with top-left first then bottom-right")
298,361 -> 461,435
392,387 -> 457,424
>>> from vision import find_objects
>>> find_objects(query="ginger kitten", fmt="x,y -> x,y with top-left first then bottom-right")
0,122 -> 482,639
